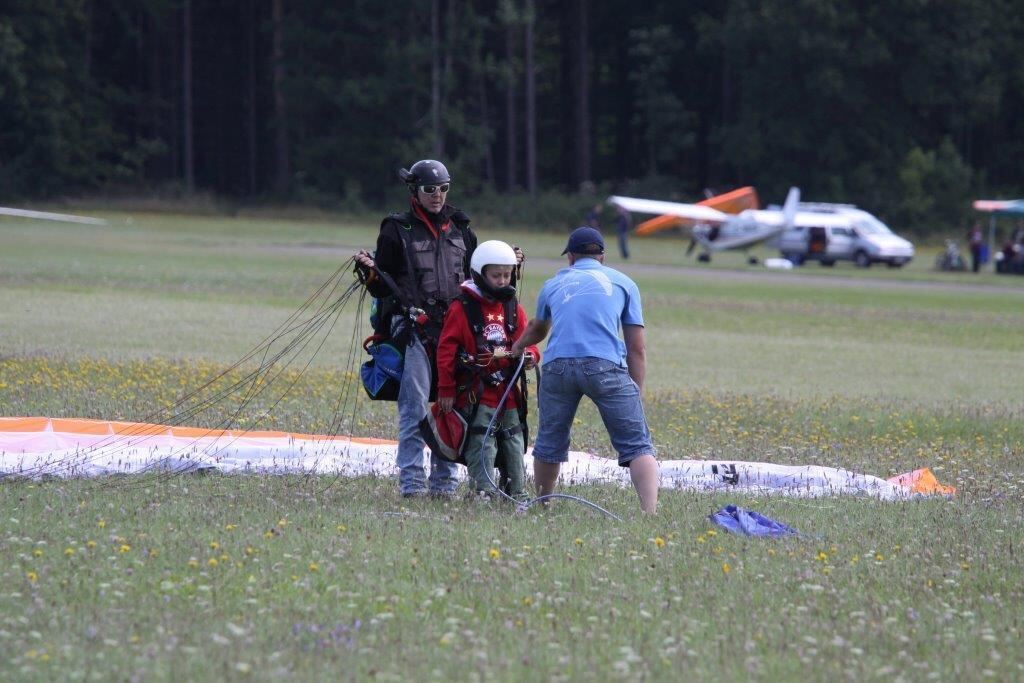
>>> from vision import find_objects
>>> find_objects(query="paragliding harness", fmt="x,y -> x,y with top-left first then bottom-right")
357,264 -> 409,401
357,214 -> 469,401
357,225 -> 422,401
420,291 -> 529,464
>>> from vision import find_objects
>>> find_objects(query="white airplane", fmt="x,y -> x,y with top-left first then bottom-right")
610,188 -> 915,267
608,187 -> 804,263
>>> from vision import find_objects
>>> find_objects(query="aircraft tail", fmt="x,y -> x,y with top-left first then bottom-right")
781,187 -> 800,229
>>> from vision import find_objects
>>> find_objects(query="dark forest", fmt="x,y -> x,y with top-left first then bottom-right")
2,1 -> 1021,232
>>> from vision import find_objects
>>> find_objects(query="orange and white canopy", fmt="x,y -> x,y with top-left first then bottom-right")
0,417 -> 953,498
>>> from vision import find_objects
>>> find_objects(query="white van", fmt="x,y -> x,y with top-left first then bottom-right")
776,204 -> 915,268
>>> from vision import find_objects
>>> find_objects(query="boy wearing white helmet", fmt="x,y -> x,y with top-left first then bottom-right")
434,240 -> 540,500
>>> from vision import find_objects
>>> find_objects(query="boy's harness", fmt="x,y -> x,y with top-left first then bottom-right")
455,292 -> 529,446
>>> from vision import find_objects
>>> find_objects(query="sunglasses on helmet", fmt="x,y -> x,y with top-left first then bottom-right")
418,184 -> 450,195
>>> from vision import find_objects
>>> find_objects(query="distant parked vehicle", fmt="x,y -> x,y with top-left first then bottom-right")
776,203 -> 914,268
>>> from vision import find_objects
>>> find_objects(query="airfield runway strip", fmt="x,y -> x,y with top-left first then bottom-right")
273,241 -> 1024,297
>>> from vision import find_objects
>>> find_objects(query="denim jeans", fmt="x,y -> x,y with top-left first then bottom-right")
532,357 -> 654,466
396,334 -> 459,494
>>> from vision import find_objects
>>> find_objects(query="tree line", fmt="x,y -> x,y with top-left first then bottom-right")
1,0 -> 1021,234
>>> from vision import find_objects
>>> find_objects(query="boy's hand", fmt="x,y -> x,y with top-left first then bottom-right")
438,396 -> 454,413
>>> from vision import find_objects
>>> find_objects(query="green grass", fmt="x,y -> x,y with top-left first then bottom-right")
1,211 -> 1023,680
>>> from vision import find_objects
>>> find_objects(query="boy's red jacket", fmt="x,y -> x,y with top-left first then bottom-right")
436,282 -> 540,410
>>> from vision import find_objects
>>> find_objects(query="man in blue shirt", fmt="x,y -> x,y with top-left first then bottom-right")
510,227 -> 658,513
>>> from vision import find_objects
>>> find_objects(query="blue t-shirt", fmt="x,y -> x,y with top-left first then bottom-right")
534,258 -> 644,365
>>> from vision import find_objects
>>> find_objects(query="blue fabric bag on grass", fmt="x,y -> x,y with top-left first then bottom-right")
710,505 -> 797,537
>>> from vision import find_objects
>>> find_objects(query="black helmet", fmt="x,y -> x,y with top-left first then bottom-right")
398,159 -> 451,189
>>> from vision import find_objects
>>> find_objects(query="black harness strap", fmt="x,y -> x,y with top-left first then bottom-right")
456,292 -> 528,452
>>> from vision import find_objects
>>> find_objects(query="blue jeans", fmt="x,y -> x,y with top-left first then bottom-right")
532,357 -> 654,466
396,335 -> 459,494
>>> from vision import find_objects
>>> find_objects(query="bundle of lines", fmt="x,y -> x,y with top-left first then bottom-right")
2,261 -> 369,488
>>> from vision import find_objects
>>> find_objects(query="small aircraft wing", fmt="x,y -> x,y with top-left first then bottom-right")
607,196 -> 729,224
0,207 -> 107,225
630,186 -> 760,236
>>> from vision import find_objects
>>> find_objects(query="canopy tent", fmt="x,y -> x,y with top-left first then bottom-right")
973,199 -> 1024,216
1,417 -> 954,499
973,198 -> 1024,266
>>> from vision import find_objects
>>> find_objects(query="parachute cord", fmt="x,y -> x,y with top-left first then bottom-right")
518,493 -> 623,522
88,281 -> 359,491
472,355 -> 622,522
80,262 -> 355,456
40,266 -> 362,488
315,287 -> 375,495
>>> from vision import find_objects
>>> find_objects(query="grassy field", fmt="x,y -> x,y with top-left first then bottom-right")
1,210 -> 1023,681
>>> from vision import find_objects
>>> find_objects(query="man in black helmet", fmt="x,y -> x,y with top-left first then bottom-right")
355,160 -> 523,499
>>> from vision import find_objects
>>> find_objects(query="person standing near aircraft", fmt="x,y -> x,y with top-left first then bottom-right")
967,221 -> 984,273
509,227 -> 659,514
354,160 -> 524,499
614,204 -> 632,259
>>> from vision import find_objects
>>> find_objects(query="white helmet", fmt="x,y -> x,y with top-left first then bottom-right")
470,240 -> 518,301
470,240 -> 517,277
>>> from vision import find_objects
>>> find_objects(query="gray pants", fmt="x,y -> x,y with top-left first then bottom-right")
396,335 -> 459,495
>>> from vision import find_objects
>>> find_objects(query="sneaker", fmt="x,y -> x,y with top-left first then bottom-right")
401,490 -> 427,499
428,489 -> 457,501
